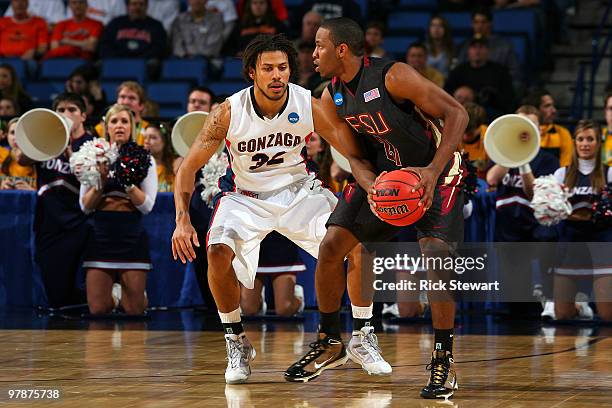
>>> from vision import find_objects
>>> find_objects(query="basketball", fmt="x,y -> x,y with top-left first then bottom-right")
372,170 -> 425,226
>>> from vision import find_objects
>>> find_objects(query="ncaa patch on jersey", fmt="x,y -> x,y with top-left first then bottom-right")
334,93 -> 344,106
364,88 -> 380,103
288,112 -> 300,123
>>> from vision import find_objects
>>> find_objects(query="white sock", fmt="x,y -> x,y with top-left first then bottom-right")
352,303 -> 373,319
218,308 -> 241,324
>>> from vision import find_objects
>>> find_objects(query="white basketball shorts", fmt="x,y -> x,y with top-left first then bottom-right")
206,174 -> 337,289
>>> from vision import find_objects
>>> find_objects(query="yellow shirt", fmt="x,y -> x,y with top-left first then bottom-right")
460,125 -> 488,178
602,126 -> 612,166
156,162 -> 174,193
95,118 -> 149,146
423,66 -> 445,88
0,147 -> 37,188
539,123 -> 573,167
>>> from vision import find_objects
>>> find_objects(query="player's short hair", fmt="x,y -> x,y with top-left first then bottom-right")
188,86 -> 215,100
522,88 -> 551,109
407,42 -> 427,53
242,34 -> 298,83
52,92 -> 86,113
117,81 -> 146,103
320,17 -> 364,57
515,105 -> 539,116
464,102 -> 487,132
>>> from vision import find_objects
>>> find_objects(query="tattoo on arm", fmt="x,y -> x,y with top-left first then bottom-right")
198,100 -> 230,151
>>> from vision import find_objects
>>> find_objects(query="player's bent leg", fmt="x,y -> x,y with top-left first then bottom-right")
86,268 -> 115,315
119,270 -> 148,315
285,226 -> 358,383
594,275 -> 612,321
346,245 -> 392,376
240,277 -> 265,316
419,237 -> 458,400
207,243 -> 256,384
271,273 -> 302,317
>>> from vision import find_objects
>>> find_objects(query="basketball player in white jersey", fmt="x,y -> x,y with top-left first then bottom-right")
172,34 -> 384,384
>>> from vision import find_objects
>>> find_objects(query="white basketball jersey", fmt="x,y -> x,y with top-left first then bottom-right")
225,83 -> 313,192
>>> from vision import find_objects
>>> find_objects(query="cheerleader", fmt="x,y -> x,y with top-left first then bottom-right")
80,104 -> 157,315
551,119 -> 612,321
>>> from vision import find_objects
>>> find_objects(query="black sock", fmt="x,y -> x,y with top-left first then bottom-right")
319,311 -> 341,340
353,317 -> 371,332
434,328 -> 454,353
222,322 -> 244,336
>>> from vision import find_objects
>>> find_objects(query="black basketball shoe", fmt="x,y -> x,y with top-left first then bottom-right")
420,350 -> 458,400
284,333 -> 348,382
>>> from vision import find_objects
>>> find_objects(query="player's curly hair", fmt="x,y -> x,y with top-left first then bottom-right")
242,34 -> 298,83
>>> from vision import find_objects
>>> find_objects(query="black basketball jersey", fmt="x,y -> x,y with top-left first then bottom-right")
328,57 -> 443,173
35,133 -> 94,231
560,165 -> 611,211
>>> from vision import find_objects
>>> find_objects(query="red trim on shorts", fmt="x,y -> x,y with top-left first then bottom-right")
206,196 -> 223,248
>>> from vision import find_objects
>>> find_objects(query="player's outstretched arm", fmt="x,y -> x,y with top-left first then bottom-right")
172,100 -> 230,264
312,92 -> 378,192
385,63 -> 468,209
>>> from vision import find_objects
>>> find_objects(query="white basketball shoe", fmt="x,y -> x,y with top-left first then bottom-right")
224,333 -> 256,384
347,326 -> 392,375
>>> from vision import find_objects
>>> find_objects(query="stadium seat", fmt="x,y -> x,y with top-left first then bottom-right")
222,58 -> 243,81
493,9 -> 537,45
507,35 -> 528,66
387,12 -> 430,35
208,81 -> 247,97
40,58 -> 87,80
384,36 -> 419,60
147,82 -> 191,111
157,106 -> 184,119
440,12 -> 472,36
101,81 -> 123,100
101,58 -> 147,83
161,58 -> 207,85
399,0 -> 438,10
0,58 -> 26,80
26,81 -> 65,103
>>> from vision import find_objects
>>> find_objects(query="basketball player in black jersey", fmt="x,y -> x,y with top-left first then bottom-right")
284,18 -> 468,400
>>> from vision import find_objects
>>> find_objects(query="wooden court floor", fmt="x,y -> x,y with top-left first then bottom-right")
0,323 -> 610,407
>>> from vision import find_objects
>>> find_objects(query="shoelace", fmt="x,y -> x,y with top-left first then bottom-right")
426,357 -> 449,386
295,340 -> 327,367
361,332 -> 384,361
226,339 -> 244,369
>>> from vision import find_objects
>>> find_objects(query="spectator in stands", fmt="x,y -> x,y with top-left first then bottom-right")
95,81 -> 149,145
187,86 -> 213,113
486,105 -> 559,318
460,102 -> 488,178
68,0 -> 126,25
65,66 -> 107,118
0,63 -> 32,113
0,120 -> 6,147
4,0 -> 66,26
237,0 -> 288,26
0,117 -> 36,190
226,0 -> 285,56
0,97 -> 19,116
0,0 -> 48,60
16,93 -> 94,308
297,0 -> 363,26
601,93 -> 612,165
148,0 -> 180,32
99,0 -> 167,61
364,21 -> 386,59
293,10 -> 321,48
207,0 -> 238,43
453,84 -> 475,105
548,119 -> 612,322
44,0 -> 103,61
295,41 -> 323,91
524,88 -> 573,167
446,37 -> 516,115
80,104 -> 157,316
457,7 -> 521,85
406,42 -> 445,88
143,123 -> 177,192
170,0 -> 225,59
426,15 -> 455,78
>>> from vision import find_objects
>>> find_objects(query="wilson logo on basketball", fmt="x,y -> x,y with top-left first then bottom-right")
377,204 -> 409,215
376,188 -> 400,197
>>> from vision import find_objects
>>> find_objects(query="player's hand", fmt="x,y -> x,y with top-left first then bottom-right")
98,161 -> 109,186
367,171 -> 387,220
14,179 -> 34,191
401,166 -> 438,211
171,218 -> 199,264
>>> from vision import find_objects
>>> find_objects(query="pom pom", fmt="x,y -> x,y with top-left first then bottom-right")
112,141 -> 152,189
69,138 -> 118,190
199,152 -> 229,208
532,175 -> 572,226
592,183 -> 612,226
461,153 -> 479,204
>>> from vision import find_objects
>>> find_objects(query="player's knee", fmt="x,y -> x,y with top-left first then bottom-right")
319,234 -> 349,262
122,302 -> 146,315
420,236 -> 448,255
275,301 -> 295,317
596,304 -> 612,321
554,304 -> 576,320
88,300 -> 112,315
398,302 -> 422,318
207,244 -> 233,266
240,300 -> 260,316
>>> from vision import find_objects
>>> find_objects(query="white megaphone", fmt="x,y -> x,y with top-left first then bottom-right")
171,111 -> 224,157
331,146 -> 352,173
15,108 -> 72,161
484,114 -> 540,168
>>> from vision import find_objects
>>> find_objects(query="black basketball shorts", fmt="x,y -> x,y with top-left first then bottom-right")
326,182 -> 464,245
